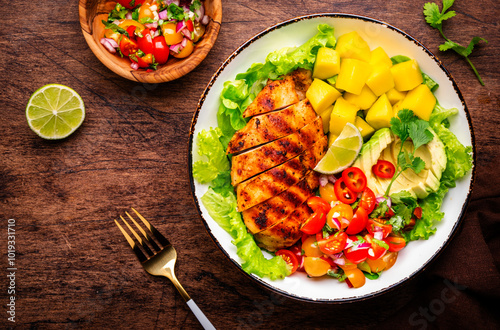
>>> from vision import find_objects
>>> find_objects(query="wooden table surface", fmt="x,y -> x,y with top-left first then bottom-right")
1,0 -> 499,329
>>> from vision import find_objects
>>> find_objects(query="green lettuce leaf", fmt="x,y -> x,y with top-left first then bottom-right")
192,128 -> 229,184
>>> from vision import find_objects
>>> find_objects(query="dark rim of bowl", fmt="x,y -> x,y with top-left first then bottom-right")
187,13 -> 476,304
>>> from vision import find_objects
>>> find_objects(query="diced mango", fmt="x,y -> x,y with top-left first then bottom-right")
355,116 -> 375,140
306,78 -> 342,114
344,85 -> 377,110
369,47 -> 393,68
386,88 -> 407,105
313,47 -> 341,80
365,94 -> 394,130
319,105 -> 333,134
366,64 -> 395,96
392,100 -> 403,116
336,59 -> 372,95
390,59 -> 423,91
336,31 -> 371,62
399,84 -> 436,121
329,97 -> 359,136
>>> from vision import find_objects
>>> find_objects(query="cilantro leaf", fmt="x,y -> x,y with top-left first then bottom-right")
390,55 -> 411,65
423,1 -> 487,85
409,120 -> 433,150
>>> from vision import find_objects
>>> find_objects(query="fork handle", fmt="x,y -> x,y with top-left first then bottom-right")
186,299 -> 216,330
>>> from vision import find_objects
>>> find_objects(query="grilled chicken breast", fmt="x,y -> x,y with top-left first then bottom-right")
226,99 -> 316,155
290,68 -> 313,101
236,135 -> 327,211
242,75 -> 300,118
230,117 -> 323,185
254,203 -> 312,251
242,171 -> 319,234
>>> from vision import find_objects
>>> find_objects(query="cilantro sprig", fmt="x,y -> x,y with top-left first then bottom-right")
423,0 -> 488,85
385,110 -> 434,197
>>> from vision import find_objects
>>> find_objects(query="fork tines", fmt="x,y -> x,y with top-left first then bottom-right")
114,208 -> 171,263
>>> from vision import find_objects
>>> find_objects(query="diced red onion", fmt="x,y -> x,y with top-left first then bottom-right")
319,175 -> 328,187
327,175 -> 337,184
153,29 -> 160,38
376,196 -> 392,208
130,62 -> 139,70
165,0 -> 179,5
180,27 -> 192,40
176,20 -> 186,33
100,38 -> 117,53
341,217 -> 350,228
368,248 -> 375,258
158,10 -> 168,20
333,252 -> 343,259
351,242 -> 371,251
145,22 -> 158,29
330,217 -> 341,231
169,43 -> 181,53
374,231 -> 384,240
201,14 -> 210,25
345,238 -> 353,249
194,2 -> 205,22
112,20 -> 121,25
149,4 -> 157,11
126,12 -> 132,20
333,258 -> 345,266
181,37 -> 187,48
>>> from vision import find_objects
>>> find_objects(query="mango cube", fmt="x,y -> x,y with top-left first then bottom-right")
355,116 -> 375,140
336,59 -> 372,95
306,78 -> 342,114
344,85 -> 377,110
369,47 -> 393,68
319,105 -> 333,134
366,64 -> 395,96
386,88 -> 407,105
365,94 -> 394,130
399,84 -> 436,121
391,59 -> 423,91
329,97 -> 359,136
313,47 -> 341,79
336,31 -> 371,62
392,100 -> 404,115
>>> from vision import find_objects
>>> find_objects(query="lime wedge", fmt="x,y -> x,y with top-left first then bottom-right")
314,122 -> 363,174
26,84 -> 85,139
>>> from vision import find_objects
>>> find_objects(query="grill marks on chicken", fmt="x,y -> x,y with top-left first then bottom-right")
236,136 -> 327,212
230,117 -> 323,185
226,99 -> 316,155
228,69 -> 326,251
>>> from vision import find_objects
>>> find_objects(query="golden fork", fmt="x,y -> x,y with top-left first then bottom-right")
114,208 -> 216,330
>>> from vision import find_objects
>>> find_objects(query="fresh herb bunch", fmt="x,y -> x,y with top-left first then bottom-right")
385,109 -> 434,197
423,0 -> 488,85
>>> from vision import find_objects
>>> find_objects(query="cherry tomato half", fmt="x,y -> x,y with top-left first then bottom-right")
344,268 -> 366,288
288,244 -> 305,272
307,196 -> 331,213
303,257 -> 331,277
334,178 -> 357,204
276,249 -> 299,274
119,35 -> 138,57
327,203 -> 353,230
318,232 -> 348,255
364,234 -> 388,260
171,39 -> 194,58
300,210 -> 327,235
372,160 -> 396,179
359,187 -> 376,214
342,167 -> 367,193
344,236 -> 369,264
161,23 -> 183,45
302,235 -> 323,257
384,236 -> 407,252
413,206 -> 423,219
319,182 -> 338,204
152,35 -> 169,64
366,219 -> 393,239
345,207 -> 368,235
134,53 -> 154,68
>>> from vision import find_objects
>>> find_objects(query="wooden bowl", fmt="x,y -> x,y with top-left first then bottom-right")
79,0 -> 222,83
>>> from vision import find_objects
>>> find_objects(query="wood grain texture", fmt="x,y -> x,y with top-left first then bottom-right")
79,0 -> 222,83
1,0 -> 499,329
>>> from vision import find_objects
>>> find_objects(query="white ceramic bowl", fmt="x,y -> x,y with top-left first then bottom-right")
188,14 -> 475,303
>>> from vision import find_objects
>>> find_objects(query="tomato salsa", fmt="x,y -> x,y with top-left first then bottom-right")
100,0 -> 209,70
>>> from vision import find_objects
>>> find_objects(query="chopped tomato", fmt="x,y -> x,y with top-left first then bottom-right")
372,160 -> 396,179
126,25 -> 137,40
334,178 -> 357,204
366,219 -> 392,238
345,207 -> 368,235
152,36 -> 169,64
366,257 -> 387,273
344,268 -> 366,288
319,182 -> 338,203
288,244 -> 305,272
307,196 -> 331,213
317,232 -> 348,255
161,22 -> 184,45
137,28 -> 154,54
134,53 -> 155,68
119,35 -> 138,56
303,257 -> 331,277
301,236 -> 323,257
300,210 -> 327,235
384,236 -> 407,252
185,19 -> 194,32
342,167 -> 367,192
413,206 -> 422,219
171,39 -> 194,58
359,187 -> 376,213
344,236 -> 369,264
276,249 -> 299,274
364,234 -> 388,260
327,203 -> 353,230
117,0 -> 145,9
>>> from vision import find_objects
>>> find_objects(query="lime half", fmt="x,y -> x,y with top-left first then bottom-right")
26,84 -> 85,139
314,122 -> 363,174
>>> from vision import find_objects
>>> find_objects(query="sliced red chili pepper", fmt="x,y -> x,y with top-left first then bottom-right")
372,160 -> 396,179
334,178 -> 357,204
342,167 -> 367,193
